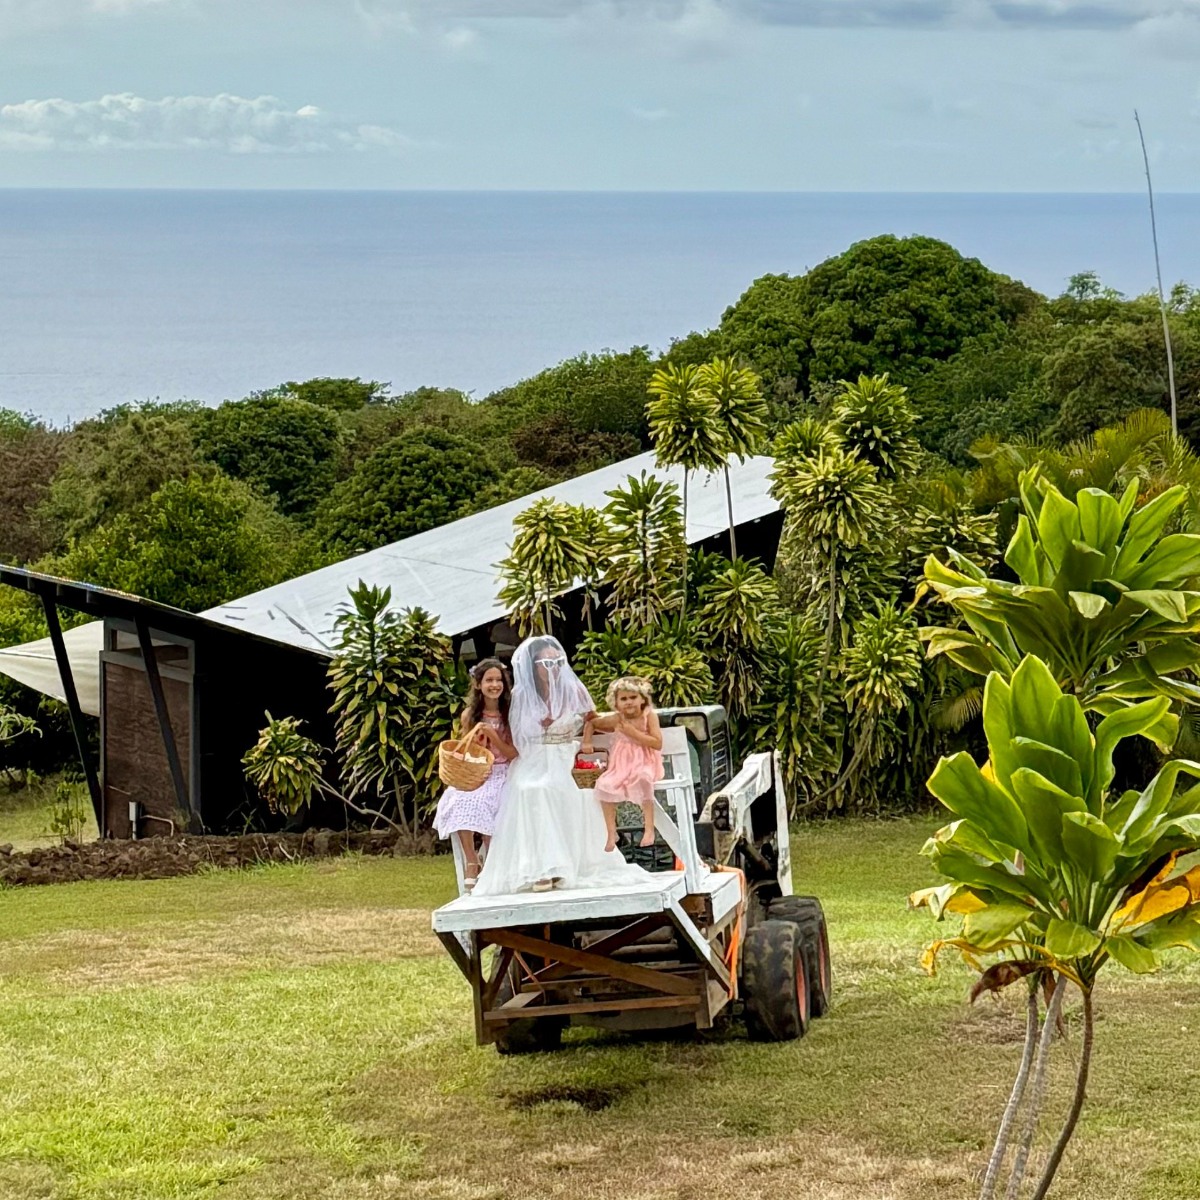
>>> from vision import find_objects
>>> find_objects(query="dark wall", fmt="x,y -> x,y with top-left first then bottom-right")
194,632 -> 333,833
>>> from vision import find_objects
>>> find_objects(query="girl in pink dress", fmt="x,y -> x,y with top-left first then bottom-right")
583,676 -> 664,853
433,658 -> 518,891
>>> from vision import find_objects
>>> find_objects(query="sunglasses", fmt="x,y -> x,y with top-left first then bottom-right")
535,658 -> 565,669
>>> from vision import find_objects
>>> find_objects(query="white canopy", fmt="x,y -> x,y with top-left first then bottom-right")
0,451 -> 780,716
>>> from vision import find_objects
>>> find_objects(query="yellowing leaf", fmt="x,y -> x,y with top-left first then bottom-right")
1115,865 -> 1200,928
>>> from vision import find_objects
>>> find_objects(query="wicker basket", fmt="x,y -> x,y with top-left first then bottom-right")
571,749 -> 607,790
438,723 -> 494,792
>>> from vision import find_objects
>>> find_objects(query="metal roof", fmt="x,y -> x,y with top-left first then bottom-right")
0,451 -> 779,715
201,451 -> 777,653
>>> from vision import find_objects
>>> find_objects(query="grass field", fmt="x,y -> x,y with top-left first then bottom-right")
0,813 -> 1197,1199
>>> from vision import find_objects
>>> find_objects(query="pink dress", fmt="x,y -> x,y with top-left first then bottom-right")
593,713 -> 663,807
433,712 -> 512,839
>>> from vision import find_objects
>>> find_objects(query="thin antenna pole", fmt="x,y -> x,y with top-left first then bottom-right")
1135,109 -> 1178,435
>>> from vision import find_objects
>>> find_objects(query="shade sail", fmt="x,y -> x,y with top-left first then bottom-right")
0,451 -> 779,707
0,622 -> 104,716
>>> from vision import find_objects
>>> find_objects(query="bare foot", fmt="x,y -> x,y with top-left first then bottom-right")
639,831 -> 655,847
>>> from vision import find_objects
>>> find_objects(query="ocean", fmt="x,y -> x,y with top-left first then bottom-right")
2,189 -> 1199,426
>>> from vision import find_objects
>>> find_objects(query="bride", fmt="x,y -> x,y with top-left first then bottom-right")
472,635 -> 650,896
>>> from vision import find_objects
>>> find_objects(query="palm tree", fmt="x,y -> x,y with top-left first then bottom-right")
770,444 -> 888,720
646,363 -> 725,619
696,357 -> 768,559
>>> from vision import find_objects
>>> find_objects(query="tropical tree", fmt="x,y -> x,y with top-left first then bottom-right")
54,473 -> 300,613
696,357 -> 768,557
242,714 -> 326,817
326,583 -> 462,836
0,703 -> 37,747
824,605 -> 924,809
831,374 -> 921,482
752,615 -> 839,812
912,655 -> 1200,1199
496,498 -> 592,636
923,467 -> 1200,740
696,558 -> 778,730
574,622 -> 713,710
646,363 -> 725,617
193,394 -> 343,518
602,472 -> 685,627
770,445 -> 889,717
317,429 -> 500,558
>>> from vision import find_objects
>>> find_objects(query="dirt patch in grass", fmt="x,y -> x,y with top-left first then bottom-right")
505,1083 -> 627,1113
0,828 -> 428,887
0,905 -> 439,988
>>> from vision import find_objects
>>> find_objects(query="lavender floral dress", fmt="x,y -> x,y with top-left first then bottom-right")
433,712 -> 512,839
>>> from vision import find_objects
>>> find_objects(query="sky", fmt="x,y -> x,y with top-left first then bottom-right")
0,1 -> 1198,191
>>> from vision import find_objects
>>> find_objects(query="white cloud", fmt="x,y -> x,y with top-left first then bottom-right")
0,93 -> 411,153
357,0 -> 1200,31
629,105 -> 672,120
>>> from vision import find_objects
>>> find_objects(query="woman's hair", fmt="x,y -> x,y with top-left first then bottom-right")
606,675 -> 654,711
463,657 -> 512,731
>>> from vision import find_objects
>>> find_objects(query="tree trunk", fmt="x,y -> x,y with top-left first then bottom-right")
1030,987 -> 1094,1200
1005,977 -> 1066,1199
724,464 -> 738,560
681,471 -> 690,621
980,985 -> 1041,1200
815,544 -> 838,725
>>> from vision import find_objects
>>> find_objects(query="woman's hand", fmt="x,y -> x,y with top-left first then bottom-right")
540,715 -> 554,729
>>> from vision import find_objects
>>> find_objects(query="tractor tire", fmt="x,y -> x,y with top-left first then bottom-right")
492,965 -> 566,1055
741,919 -> 810,1042
766,896 -> 832,1018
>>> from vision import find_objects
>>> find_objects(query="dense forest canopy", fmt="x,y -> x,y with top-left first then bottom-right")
2,232 -> 1197,786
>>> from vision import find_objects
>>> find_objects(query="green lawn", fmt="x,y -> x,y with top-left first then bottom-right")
0,816 -> 1196,1199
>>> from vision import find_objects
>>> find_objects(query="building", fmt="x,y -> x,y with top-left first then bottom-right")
0,452 -> 783,838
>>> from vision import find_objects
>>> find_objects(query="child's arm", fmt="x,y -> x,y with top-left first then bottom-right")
580,716 -> 596,755
619,708 -> 663,751
589,712 -> 620,733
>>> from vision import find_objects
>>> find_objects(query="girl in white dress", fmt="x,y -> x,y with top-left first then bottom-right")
473,636 -> 650,896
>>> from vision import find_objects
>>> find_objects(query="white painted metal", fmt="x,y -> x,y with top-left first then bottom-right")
433,871 -> 689,934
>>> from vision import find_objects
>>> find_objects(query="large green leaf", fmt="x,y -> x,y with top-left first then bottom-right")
1105,934 -> 1158,974
1036,485 -> 1082,572
927,752 -> 1030,853
1061,811 -> 1120,880
1091,696 -> 1173,810
1005,514 -> 1046,585
1122,534 -> 1200,590
1124,589 -> 1190,624
1045,917 -> 1101,959
1076,487 -> 1122,564
1009,767 -> 1083,861
963,902 -> 1036,947
1112,486 -> 1188,580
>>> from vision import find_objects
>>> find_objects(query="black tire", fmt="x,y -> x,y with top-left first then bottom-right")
767,896 -> 832,1018
492,964 -> 565,1055
741,919 -> 810,1042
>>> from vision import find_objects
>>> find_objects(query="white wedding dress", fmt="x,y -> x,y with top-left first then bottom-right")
472,641 -> 649,897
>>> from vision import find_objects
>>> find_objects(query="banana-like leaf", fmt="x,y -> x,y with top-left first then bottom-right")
1112,486 -> 1188,578
1006,514 -> 1046,584
1139,909 -> 1200,953
1076,487 -> 1122,568
964,902 -> 1037,947
927,752 -> 1030,854
1086,693 -> 1179,752
1069,590 -> 1109,619
1091,696 -> 1173,810
1045,917 -> 1101,958
1105,934 -> 1158,974
1122,533 -> 1200,590
1009,767 -> 1083,860
1123,760 -> 1200,850
1061,811 -> 1120,880
1114,865 -> 1200,928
